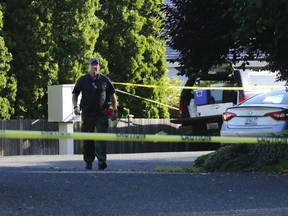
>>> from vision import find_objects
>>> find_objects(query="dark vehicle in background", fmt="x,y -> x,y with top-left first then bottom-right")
171,62 -> 285,150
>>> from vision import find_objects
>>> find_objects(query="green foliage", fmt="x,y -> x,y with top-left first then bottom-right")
4,0 -> 59,118
52,0 -> 103,84
0,0 -> 172,119
155,166 -> 195,173
0,4 -> 15,119
97,0 -> 169,118
261,159 -> 288,173
2,0 -> 288,119
231,0 -> 288,79
194,144 -> 288,172
3,0 -> 101,118
161,76 -> 182,118
165,0 -> 288,80
165,0 -> 236,76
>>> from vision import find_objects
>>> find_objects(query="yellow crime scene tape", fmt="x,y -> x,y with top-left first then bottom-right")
112,82 -> 286,91
0,130 -> 288,145
112,82 -> 285,111
116,89 -> 178,110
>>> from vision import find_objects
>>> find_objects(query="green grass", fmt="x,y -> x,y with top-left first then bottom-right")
155,166 -> 197,173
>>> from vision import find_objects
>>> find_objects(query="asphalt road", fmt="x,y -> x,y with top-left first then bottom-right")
1,152 -> 288,216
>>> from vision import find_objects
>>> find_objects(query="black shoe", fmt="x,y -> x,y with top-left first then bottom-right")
98,162 -> 107,170
85,162 -> 92,170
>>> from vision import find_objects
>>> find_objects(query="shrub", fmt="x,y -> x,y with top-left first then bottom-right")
194,143 -> 288,172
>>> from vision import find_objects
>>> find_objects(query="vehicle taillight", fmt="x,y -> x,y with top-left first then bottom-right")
264,111 -> 288,120
222,111 -> 237,121
239,96 -> 248,102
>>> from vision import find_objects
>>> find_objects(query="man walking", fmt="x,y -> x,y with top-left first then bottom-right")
72,58 -> 118,170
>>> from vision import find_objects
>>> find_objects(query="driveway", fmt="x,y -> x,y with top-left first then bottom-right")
1,152 -> 288,216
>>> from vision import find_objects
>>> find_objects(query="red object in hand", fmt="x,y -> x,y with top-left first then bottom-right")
106,107 -> 114,117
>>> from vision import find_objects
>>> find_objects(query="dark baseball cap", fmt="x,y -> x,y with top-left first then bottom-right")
88,58 -> 99,65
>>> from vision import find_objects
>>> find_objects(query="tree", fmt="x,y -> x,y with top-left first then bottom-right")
162,76 -> 183,118
3,0 -> 102,118
165,0 -> 237,77
0,4 -> 16,119
1,0 -> 170,118
3,0 -> 58,118
52,0 -> 103,84
165,0 -> 288,80
231,0 -> 288,80
96,0 -> 170,118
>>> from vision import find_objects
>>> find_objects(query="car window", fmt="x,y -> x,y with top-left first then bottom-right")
210,83 -> 226,103
242,90 -> 288,105
196,81 -> 236,104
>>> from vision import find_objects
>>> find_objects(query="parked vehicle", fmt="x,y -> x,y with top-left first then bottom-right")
221,89 -> 288,137
171,62 -> 286,149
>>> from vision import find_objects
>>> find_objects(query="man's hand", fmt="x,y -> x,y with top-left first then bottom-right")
74,106 -> 80,115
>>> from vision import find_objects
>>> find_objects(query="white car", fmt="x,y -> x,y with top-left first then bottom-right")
221,89 -> 288,137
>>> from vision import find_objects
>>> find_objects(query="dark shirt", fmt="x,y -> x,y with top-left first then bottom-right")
72,73 -> 116,118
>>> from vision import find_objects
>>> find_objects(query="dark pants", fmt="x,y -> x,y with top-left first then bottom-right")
81,115 -> 109,164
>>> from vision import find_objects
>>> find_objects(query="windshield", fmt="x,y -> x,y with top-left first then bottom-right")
249,74 -> 286,86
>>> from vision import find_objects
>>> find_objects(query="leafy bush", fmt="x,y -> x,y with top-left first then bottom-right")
194,143 -> 288,172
